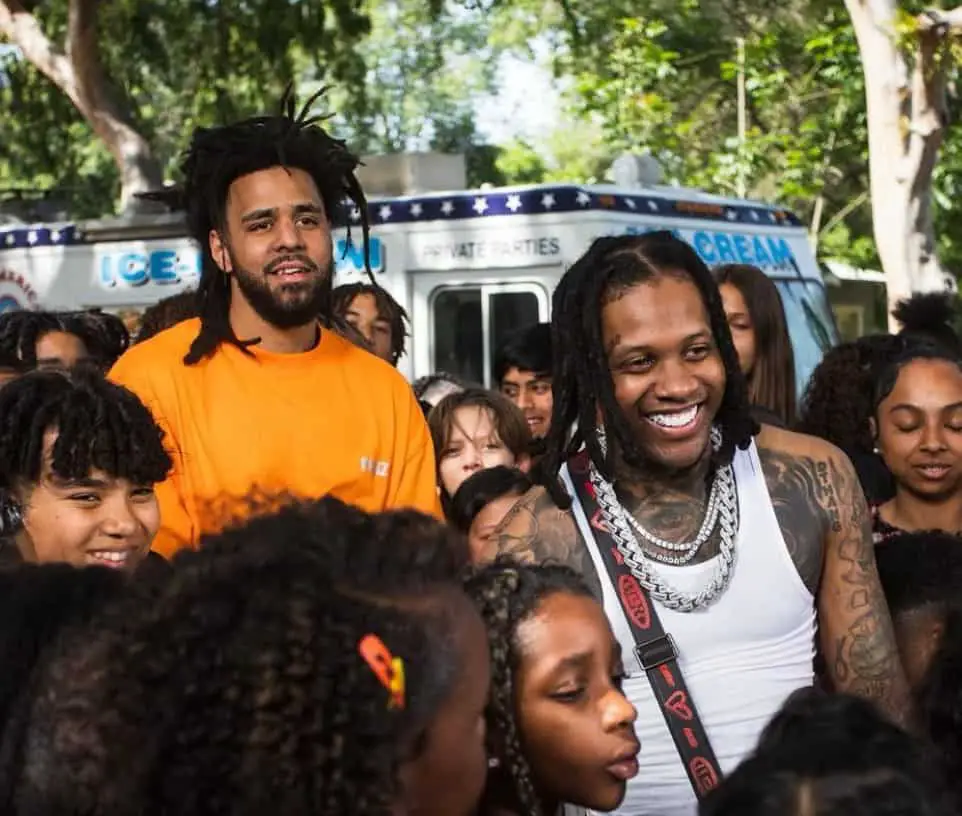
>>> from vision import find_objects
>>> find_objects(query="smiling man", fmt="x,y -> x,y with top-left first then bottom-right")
110,92 -> 439,557
489,232 -> 913,815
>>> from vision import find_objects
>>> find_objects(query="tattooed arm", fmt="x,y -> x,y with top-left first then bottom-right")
486,485 -> 603,598
813,444 -> 914,729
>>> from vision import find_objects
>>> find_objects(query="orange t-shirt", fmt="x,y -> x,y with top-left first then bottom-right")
110,319 -> 440,557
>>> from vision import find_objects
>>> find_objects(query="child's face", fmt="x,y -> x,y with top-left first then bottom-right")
467,491 -> 522,562
16,430 -> 160,572
438,406 -> 517,497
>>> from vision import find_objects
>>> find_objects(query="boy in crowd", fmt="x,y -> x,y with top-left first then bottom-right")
494,322 -> 553,444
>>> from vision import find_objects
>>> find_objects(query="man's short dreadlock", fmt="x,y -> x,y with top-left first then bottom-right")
541,231 -> 756,508
178,87 -> 371,365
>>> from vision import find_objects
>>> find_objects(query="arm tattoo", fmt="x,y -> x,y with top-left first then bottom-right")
821,455 -> 914,729
758,448 -> 826,594
492,488 -> 603,599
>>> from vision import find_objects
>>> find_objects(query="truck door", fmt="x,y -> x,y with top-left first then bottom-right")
412,274 -> 551,387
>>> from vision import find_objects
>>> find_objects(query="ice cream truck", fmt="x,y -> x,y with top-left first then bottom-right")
0,181 -> 838,390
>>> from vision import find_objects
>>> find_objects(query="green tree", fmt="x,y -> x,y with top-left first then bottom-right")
319,0 -> 498,185
0,0 -> 370,215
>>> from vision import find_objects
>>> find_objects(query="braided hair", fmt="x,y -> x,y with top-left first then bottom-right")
0,367 -> 171,497
463,558 -> 595,816
331,283 -> 410,364
542,232 -> 756,508
0,311 -> 76,369
15,517 -> 466,816
178,86 -> 371,365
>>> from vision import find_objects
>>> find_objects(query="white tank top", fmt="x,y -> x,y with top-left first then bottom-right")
562,441 -> 815,816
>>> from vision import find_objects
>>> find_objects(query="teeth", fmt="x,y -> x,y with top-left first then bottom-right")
648,405 -> 698,428
90,551 -> 128,563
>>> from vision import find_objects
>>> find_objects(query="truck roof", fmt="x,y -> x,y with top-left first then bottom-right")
0,182 -> 802,250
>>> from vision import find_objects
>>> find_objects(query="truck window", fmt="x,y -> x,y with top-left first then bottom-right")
431,284 -> 547,386
774,279 -> 839,398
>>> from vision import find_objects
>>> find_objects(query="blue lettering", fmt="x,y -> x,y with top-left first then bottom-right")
119,253 -> 149,287
149,250 -> 178,284
767,237 -> 793,265
752,236 -> 771,266
335,237 -> 384,274
733,235 -> 752,264
714,235 -> 737,263
693,232 -> 716,263
99,248 -> 203,288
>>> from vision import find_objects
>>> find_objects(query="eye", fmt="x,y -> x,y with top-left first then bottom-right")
248,221 -> 270,232
550,686 -> 586,703
685,345 -> 711,361
130,487 -> 156,500
533,382 -> 552,395
623,356 -> 654,373
67,493 -> 100,505
297,214 -> 321,227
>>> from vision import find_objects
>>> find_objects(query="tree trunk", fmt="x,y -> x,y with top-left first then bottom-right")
0,0 -> 164,214
844,0 -> 959,330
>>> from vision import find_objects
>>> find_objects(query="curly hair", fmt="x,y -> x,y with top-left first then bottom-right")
15,514 -> 468,816
893,292 -> 962,357
135,290 -> 199,344
796,334 -> 908,451
463,558 -> 595,816
0,311 -> 77,369
702,689 -> 951,815
0,367 -> 172,497
542,232 -> 756,508
62,310 -> 130,368
178,87 -> 370,365
876,531 -> 962,809
331,283 -> 409,365
0,563 -> 128,811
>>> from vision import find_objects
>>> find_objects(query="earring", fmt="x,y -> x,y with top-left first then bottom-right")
0,498 -> 23,537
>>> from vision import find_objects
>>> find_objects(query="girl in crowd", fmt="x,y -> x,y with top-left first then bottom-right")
870,342 -> 962,542
13,502 -> 489,816
429,388 -> 531,518
713,264 -> 796,427
0,368 -> 171,572
449,466 -> 533,562
332,283 -> 410,367
796,333 -> 905,504
465,559 -> 640,816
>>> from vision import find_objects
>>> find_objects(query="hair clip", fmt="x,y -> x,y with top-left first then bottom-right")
359,634 -> 405,710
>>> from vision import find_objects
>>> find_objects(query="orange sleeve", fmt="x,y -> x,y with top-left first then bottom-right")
109,353 -> 197,556
386,386 -> 442,518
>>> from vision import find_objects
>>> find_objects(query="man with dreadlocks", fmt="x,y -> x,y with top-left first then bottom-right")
109,90 -> 439,557
492,232 -> 912,815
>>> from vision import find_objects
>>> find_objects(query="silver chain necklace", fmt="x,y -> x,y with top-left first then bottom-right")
591,426 -> 739,612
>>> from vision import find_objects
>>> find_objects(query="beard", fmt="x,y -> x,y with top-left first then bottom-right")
229,248 -> 333,330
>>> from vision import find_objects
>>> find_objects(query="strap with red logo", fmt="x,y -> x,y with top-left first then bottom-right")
568,449 -> 723,800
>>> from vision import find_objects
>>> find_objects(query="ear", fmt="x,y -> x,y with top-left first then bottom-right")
868,416 -> 879,447
517,453 -> 532,474
209,229 -> 232,274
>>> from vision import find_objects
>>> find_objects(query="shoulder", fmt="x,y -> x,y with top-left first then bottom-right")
109,319 -> 200,383
756,424 -> 855,478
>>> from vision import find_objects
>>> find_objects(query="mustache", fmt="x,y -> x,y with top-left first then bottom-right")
265,254 -> 320,275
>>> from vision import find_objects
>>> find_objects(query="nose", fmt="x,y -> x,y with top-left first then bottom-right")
463,444 -> 484,471
602,688 -> 638,732
653,357 -> 699,402
273,216 -> 306,252
100,497 -> 140,538
919,421 -> 949,453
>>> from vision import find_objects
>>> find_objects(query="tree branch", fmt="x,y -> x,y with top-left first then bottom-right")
0,0 -> 79,102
